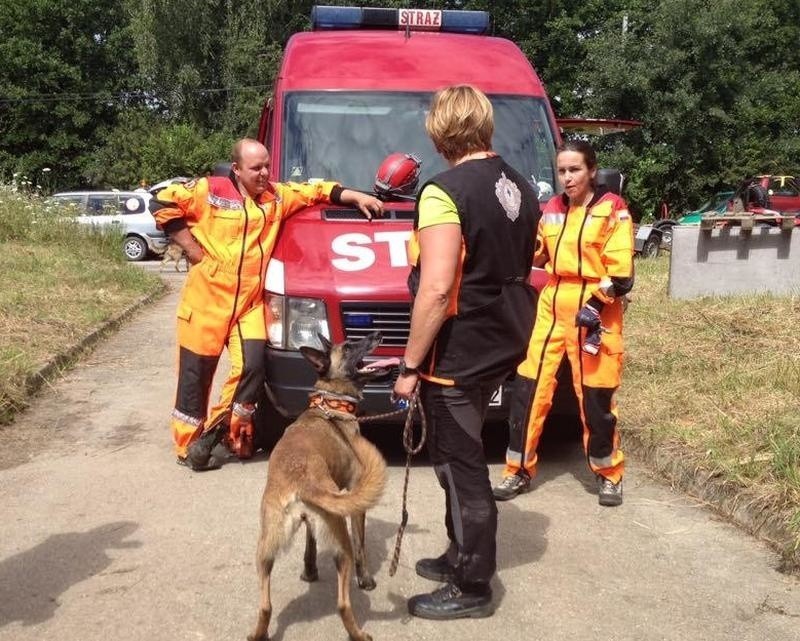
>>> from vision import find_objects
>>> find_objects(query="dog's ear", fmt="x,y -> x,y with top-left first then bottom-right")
348,332 -> 384,381
348,332 -> 383,365
361,331 -> 382,353
299,346 -> 330,375
317,333 -> 332,354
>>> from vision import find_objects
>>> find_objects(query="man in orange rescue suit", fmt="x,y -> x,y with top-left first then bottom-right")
151,138 -> 384,471
492,140 -> 634,506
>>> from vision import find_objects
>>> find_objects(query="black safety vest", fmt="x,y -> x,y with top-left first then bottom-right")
409,156 -> 540,385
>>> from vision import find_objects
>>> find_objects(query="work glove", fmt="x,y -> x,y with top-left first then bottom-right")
582,327 -> 603,356
575,299 -> 604,356
575,302 -> 602,331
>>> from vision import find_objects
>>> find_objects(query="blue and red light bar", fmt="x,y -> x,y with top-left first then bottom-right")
311,6 -> 490,35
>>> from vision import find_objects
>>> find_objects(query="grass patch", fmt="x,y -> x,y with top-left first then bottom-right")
0,187 -> 162,423
621,255 -> 800,563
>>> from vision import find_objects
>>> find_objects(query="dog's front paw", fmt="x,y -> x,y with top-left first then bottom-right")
357,575 -> 377,591
247,633 -> 268,641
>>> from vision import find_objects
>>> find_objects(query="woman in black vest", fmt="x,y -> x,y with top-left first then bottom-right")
393,85 -> 540,620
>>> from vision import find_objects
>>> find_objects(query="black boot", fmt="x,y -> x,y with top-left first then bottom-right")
408,583 -> 494,620
415,553 -> 456,583
184,427 -> 226,471
597,475 -> 623,506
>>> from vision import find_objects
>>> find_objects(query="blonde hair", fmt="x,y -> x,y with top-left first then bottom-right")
425,85 -> 494,162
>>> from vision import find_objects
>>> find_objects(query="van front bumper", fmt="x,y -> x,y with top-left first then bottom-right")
263,347 -> 520,423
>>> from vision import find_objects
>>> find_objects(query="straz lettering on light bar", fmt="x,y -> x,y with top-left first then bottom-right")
398,9 -> 442,30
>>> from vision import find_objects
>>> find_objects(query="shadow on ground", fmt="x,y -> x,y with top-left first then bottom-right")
0,521 -> 141,627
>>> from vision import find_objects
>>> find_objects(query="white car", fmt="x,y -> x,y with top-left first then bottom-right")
51,190 -> 168,261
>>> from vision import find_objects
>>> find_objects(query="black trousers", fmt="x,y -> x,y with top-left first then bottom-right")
421,376 -> 504,591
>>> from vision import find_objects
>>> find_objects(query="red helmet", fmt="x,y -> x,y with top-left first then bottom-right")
374,152 -> 421,198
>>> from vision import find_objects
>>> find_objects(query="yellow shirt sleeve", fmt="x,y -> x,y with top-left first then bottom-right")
418,184 -> 460,229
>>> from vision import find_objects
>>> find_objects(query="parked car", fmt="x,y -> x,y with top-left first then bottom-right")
677,190 -> 735,225
636,176 -> 800,257
727,175 -> 800,218
634,218 -> 677,258
148,176 -> 190,194
51,190 -> 168,261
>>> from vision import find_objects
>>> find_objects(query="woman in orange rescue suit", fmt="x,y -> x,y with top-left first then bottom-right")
492,140 -> 634,506
151,138 -> 383,471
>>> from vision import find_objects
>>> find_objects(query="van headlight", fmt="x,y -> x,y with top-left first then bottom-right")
266,295 -> 330,350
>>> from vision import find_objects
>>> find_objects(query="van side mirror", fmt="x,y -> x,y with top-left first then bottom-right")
257,97 -> 273,147
597,168 -> 624,195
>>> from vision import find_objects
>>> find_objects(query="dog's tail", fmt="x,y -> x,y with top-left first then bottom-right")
301,437 -> 387,516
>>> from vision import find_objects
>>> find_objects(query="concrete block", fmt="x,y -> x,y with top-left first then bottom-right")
668,225 -> 800,299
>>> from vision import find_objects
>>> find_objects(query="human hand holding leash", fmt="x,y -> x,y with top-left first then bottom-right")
392,359 -> 420,402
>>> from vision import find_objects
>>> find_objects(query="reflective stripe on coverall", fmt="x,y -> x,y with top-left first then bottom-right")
503,190 -> 633,484
153,176 -> 337,457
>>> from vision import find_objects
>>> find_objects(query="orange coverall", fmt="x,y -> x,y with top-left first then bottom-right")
503,190 -> 634,484
152,176 -> 338,458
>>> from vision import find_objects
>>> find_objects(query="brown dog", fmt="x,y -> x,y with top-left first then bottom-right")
159,241 -> 188,272
248,332 -> 388,641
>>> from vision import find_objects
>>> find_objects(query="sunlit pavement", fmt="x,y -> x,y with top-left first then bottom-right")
1,267 -> 799,641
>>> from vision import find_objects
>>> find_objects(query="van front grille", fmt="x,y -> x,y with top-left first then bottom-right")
341,302 -> 410,347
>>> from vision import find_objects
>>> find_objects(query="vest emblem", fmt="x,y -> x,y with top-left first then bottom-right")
495,172 -> 522,221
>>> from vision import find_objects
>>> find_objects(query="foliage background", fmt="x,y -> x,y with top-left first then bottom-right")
1,0 -> 799,216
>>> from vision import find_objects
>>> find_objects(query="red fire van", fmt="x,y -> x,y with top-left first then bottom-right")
255,6 -> 568,436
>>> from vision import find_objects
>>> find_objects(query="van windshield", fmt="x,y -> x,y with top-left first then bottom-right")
281,91 -> 557,201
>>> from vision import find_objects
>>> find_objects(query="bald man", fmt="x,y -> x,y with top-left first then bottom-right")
151,139 -> 383,470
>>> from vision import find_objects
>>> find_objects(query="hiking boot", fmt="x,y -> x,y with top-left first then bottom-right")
415,553 -> 456,583
597,475 -> 623,506
186,427 -> 225,470
408,582 -> 494,620
492,474 -> 530,501
176,455 -> 222,472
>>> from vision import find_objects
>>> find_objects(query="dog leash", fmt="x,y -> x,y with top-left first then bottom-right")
364,382 -> 426,577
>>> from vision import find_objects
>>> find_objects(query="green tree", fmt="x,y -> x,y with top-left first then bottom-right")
580,0 -> 800,214
0,0 -> 141,189
84,110 -> 232,188
126,0 -> 316,133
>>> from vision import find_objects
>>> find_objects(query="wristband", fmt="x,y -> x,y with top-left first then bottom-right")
398,360 -> 418,376
330,185 -> 344,205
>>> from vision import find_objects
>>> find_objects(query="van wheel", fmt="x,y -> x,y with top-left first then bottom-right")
253,384 -> 291,453
640,235 -> 660,259
123,236 -> 148,261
